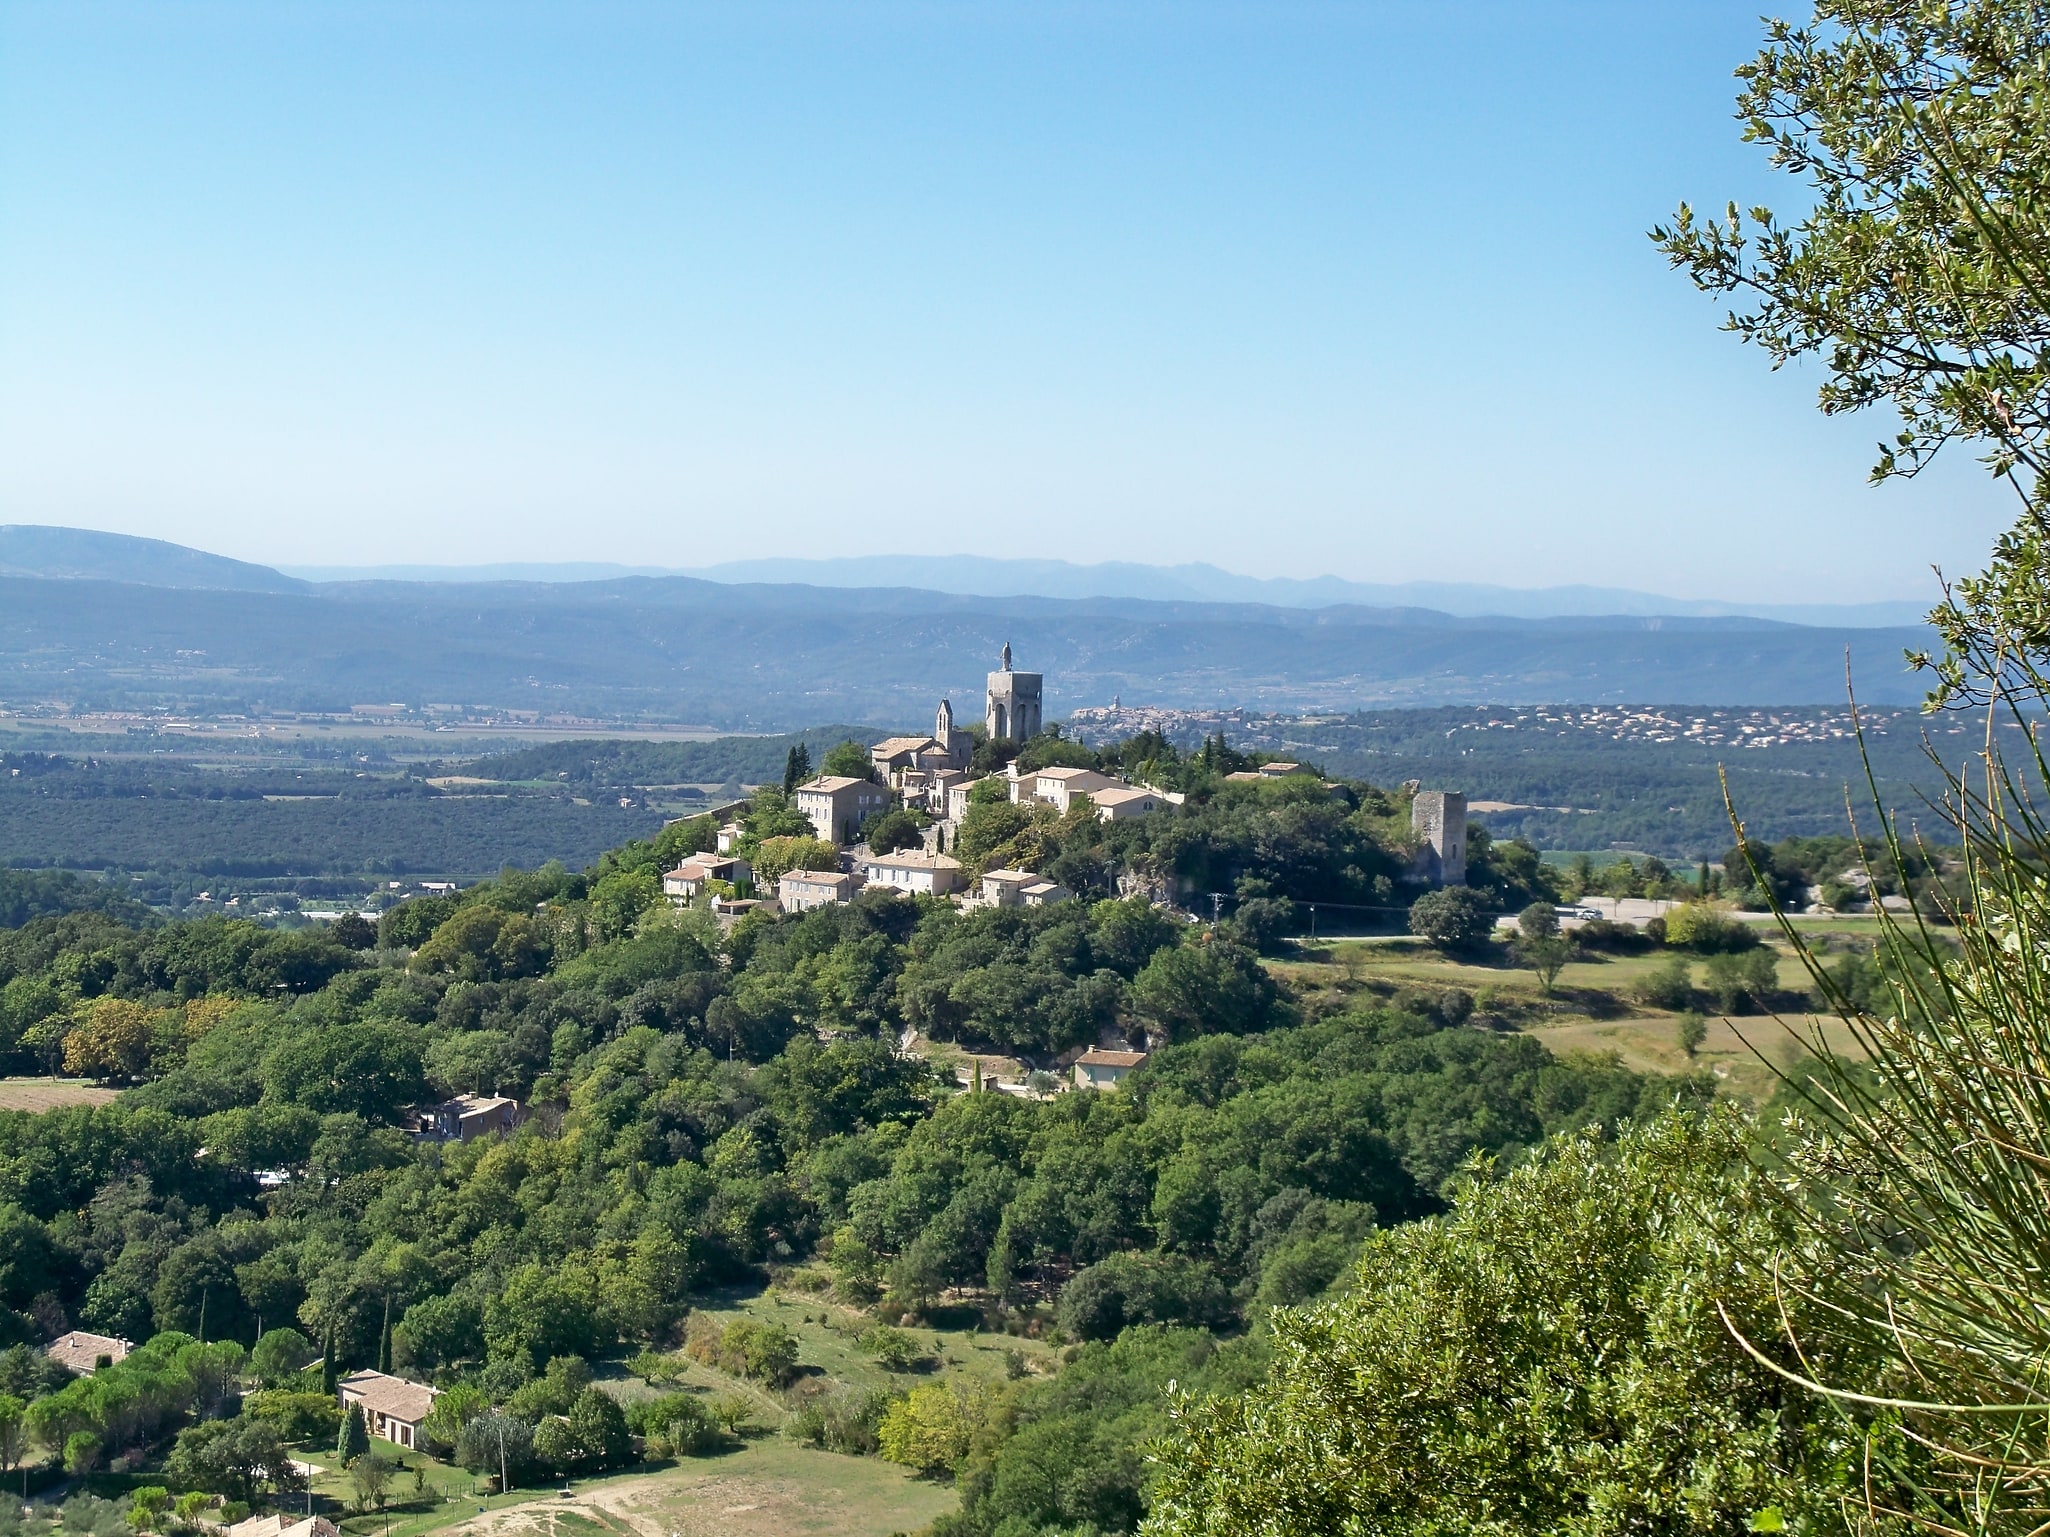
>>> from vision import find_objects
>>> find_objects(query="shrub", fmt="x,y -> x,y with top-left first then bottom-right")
789,1386 -> 891,1456
878,1382 -> 995,1478
1056,1254 -> 1235,1342
682,1316 -> 800,1386
1632,956 -> 1695,1012
1406,888 -> 1495,952
626,1392 -> 723,1457
1662,905 -> 1758,954
858,1327 -> 925,1373
1704,949 -> 1780,1015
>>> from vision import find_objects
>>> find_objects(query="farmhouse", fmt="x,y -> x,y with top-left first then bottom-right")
46,1330 -> 131,1376
337,1368 -> 438,1450
410,1093 -> 525,1143
1073,1048 -> 1148,1090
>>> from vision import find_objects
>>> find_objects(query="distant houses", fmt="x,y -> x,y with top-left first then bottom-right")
671,644 -> 1467,931
662,854 -> 751,902
857,848 -> 966,898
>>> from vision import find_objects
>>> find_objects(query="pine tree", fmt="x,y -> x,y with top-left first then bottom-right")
783,744 -> 812,793
338,1402 -> 369,1464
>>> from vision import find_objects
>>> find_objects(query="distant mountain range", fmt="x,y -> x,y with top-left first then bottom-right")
0,526 -> 1934,722
279,551 -> 1931,628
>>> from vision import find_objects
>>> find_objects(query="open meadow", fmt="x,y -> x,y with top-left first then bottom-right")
1283,925 -> 1874,1104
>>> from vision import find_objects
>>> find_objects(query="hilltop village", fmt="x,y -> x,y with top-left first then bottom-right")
659,647 -> 1471,921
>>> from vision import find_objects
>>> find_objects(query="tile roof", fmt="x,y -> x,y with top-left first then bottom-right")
1076,1049 -> 1149,1068
45,1331 -> 131,1374
337,1369 -> 438,1425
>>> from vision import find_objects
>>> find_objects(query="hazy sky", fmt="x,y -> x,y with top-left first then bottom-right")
0,2 -> 2017,600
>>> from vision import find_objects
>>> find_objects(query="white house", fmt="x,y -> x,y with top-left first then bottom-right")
1090,786 -> 1166,822
795,776 -> 891,844
1073,1048 -> 1148,1090
1013,765 -> 1122,813
780,868 -> 863,911
857,848 -> 966,898
663,855 -> 751,901
979,868 -> 1071,908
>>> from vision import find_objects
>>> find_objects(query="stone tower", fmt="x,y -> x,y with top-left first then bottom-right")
985,644 -> 1043,743
934,697 -> 967,768
1411,791 -> 1468,886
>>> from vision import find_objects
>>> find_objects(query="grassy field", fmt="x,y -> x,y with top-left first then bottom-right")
268,1283 -> 1060,1537
280,1437 -> 951,1537
0,1077 -> 119,1111
1282,927 -> 1872,1104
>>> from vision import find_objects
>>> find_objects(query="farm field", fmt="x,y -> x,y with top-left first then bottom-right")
0,1077 -> 119,1111
1282,928 -> 1872,1104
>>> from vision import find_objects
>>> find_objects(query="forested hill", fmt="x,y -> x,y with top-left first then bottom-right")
0,568 -> 1931,725
0,776 -> 1691,1536
462,728 -> 882,787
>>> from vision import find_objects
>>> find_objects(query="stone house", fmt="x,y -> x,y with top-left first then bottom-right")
662,855 -> 751,901
337,1368 -> 439,1450
45,1330 -> 131,1376
779,868 -> 863,911
979,869 -> 1071,908
856,848 -> 966,898
795,776 -> 890,844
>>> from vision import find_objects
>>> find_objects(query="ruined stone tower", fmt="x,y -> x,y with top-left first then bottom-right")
1411,791 -> 1468,886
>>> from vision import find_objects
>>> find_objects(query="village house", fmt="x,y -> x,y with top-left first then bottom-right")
715,822 -> 744,854
409,1093 -> 525,1143
1073,1048 -> 1148,1090
857,847 -> 966,897
1090,785 -> 1167,822
46,1330 -> 131,1376
780,867 -> 863,911
795,776 -> 890,844
337,1369 -> 438,1450
1011,764 -> 1122,813
979,868 -> 1071,908
662,854 -> 751,901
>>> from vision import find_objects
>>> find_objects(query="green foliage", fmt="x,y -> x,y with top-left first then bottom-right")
1634,954 -> 1696,1012
1147,1113 -> 1863,1535
248,1327 -> 314,1386
820,741 -> 875,781
861,808 -> 925,856
1703,948 -> 1780,1015
336,1402 -> 368,1463
1056,1253 -> 1233,1341
1406,887 -> 1494,951
879,1380 -> 994,1478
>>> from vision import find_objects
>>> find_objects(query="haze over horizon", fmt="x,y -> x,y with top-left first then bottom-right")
0,2 -> 2015,604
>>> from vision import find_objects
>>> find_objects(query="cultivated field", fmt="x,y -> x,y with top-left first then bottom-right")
0,1077 -> 119,1111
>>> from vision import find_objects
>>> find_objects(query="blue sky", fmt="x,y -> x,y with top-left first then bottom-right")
0,1 -> 2016,601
